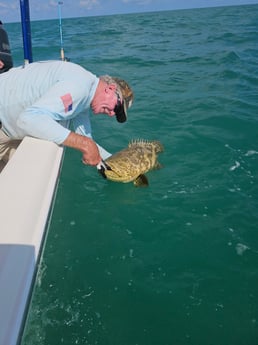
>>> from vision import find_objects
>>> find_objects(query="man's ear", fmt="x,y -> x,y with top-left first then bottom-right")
105,83 -> 116,93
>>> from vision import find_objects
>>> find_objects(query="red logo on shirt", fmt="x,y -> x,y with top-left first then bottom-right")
61,93 -> 73,113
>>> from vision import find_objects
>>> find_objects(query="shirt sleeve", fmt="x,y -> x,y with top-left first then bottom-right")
72,111 -> 92,138
96,143 -> 112,160
17,110 -> 71,144
16,80 -> 89,144
72,112 -> 112,159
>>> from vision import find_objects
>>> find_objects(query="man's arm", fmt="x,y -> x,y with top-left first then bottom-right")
62,131 -> 102,166
72,113 -> 112,160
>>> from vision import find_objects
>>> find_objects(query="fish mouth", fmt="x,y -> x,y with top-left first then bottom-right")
97,160 -> 112,179
98,168 -> 107,179
99,167 -> 126,182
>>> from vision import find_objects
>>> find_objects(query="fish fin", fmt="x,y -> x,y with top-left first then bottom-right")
153,162 -> 163,170
133,174 -> 149,187
128,139 -> 164,152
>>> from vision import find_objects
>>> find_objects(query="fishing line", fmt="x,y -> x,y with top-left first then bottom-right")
58,1 -> 69,61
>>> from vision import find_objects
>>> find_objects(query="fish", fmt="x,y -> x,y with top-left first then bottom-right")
99,139 -> 164,187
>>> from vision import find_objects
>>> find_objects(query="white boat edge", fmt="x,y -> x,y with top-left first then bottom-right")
0,136 -> 65,345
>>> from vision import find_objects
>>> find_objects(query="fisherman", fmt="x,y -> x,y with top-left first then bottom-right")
0,60 -> 133,169
0,20 -> 13,73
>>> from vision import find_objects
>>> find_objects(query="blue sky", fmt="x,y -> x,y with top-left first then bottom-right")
1,0 -> 258,23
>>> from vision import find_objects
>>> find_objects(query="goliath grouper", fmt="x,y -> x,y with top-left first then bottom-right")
98,139 -> 164,187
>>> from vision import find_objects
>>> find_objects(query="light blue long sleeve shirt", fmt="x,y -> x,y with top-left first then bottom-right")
0,60 -> 98,144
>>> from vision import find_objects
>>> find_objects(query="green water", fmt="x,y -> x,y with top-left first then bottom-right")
10,4 -> 258,345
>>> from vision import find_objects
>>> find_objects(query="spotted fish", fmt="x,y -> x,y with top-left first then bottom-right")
101,139 -> 164,187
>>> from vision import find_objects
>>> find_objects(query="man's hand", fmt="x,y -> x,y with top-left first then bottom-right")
63,132 -> 102,166
81,138 -> 102,165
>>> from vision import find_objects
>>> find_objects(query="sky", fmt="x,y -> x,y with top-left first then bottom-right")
1,0 -> 258,23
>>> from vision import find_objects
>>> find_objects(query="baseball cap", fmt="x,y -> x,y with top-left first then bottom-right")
112,77 -> 134,123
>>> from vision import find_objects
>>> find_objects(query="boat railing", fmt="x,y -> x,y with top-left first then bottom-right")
0,136 -> 65,345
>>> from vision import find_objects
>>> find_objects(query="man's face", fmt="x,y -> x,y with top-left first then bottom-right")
91,84 -> 118,117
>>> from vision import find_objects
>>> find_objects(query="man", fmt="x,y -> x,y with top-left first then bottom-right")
0,60 -> 133,168
0,20 -> 13,73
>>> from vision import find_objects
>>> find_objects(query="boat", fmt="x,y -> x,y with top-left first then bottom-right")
0,1 -> 67,344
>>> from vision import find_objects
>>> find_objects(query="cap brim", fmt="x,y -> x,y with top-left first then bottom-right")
115,103 -> 127,123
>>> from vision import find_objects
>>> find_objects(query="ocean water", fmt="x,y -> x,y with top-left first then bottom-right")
7,4 -> 258,345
